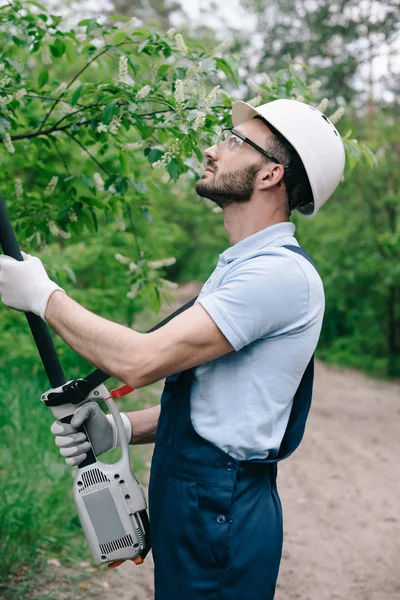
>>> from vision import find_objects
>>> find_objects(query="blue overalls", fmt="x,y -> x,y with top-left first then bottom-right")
149,246 -> 317,599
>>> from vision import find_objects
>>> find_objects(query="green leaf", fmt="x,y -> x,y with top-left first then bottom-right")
77,19 -> 91,26
104,174 -> 118,190
119,151 -> 129,174
86,19 -> 99,35
12,36 -> 26,47
115,177 -> 128,195
71,85 -> 84,106
38,70 -> 49,87
194,146 -> 203,162
102,101 -> 117,125
64,39 -> 77,64
166,158 -> 180,182
113,31 -> 127,45
157,65 -> 169,77
146,149 -> 163,165
109,15 -> 132,21
214,57 -> 238,85
50,39 -> 66,58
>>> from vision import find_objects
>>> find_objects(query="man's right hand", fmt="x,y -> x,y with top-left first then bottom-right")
50,402 -> 132,466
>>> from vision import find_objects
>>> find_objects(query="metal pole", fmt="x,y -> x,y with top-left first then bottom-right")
0,192 -> 66,387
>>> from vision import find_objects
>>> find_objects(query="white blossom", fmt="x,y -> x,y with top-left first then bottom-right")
262,73 -> 273,87
129,261 -> 138,272
159,278 -> 178,290
97,123 -> 108,133
3,133 -> 15,154
121,142 -> 143,151
247,95 -> 262,107
70,213 -> 78,222
147,257 -> 176,269
0,76 -> 11,87
0,94 -> 13,106
126,282 -> 140,299
55,82 -> 67,95
166,28 -> 176,37
328,106 -> 345,125
247,78 -> 265,95
109,114 -> 121,135
309,80 -> 322,93
215,36 -> 234,54
0,64 -> 4,71
295,95 -> 304,103
175,33 -> 188,54
41,45 -> 52,65
174,79 -> 185,106
49,221 -> 59,236
193,111 -> 206,131
316,98 -> 329,113
197,83 -> 206,102
93,172 -> 104,192
48,221 -> 71,239
15,178 -> 23,201
69,79 -> 82,92
152,139 -> 180,169
136,85 -> 151,100
203,85 -> 221,110
15,89 -> 27,101
118,55 -> 129,84
114,252 -> 130,265
44,176 -> 58,197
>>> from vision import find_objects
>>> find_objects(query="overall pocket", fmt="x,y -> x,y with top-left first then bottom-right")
194,481 -> 234,570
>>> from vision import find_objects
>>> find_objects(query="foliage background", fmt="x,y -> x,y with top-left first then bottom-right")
0,0 -> 399,595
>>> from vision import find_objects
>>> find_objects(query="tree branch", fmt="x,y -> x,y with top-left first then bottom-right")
10,120 -> 91,140
64,130 -> 110,176
38,40 -> 134,133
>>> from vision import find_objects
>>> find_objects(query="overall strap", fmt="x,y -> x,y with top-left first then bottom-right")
282,244 -> 317,271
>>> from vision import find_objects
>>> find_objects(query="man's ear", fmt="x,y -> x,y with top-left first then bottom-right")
258,163 -> 285,190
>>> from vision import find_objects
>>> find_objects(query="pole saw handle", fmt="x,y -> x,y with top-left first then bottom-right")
59,414 -> 97,468
0,193 -> 66,387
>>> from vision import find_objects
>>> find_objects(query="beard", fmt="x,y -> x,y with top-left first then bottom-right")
195,162 -> 264,208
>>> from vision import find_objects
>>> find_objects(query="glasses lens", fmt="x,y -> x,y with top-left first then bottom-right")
218,129 -> 242,151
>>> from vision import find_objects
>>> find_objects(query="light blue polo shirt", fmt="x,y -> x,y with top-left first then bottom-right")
191,222 -> 325,461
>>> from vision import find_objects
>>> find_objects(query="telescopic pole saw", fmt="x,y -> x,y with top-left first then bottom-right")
0,192 -> 151,569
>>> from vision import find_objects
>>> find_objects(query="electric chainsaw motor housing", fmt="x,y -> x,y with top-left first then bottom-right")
41,382 -> 149,568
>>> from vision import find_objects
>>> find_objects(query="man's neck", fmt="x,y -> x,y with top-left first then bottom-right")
223,203 -> 288,246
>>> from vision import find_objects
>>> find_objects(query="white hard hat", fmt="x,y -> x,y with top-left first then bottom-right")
231,98 -> 345,217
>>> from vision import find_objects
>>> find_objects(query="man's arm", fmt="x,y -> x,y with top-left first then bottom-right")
126,405 -> 160,445
45,291 -> 233,389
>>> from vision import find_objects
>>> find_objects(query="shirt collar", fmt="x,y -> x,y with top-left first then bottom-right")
220,222 -> 296,264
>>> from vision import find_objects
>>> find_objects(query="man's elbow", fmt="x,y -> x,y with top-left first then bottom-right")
120,349 -> 165,389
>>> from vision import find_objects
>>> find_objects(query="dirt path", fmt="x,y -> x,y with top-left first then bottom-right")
89,357 -> 400,600
76,284 -> 400,600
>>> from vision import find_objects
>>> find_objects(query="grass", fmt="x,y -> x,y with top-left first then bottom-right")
0,369 -> 159,599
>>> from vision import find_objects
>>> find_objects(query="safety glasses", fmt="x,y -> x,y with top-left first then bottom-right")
217,128 -> 281,164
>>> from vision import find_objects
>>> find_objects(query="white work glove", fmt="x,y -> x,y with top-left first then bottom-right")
0,252 -> 64,320
50,401 -> 133,466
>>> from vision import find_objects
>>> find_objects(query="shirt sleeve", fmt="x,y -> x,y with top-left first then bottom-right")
198,254 -> 310,351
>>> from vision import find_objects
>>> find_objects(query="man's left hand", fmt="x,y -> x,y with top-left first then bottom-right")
0,252 -> 64,320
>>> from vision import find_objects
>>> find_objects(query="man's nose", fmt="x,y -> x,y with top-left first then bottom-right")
204,144 -> 218,161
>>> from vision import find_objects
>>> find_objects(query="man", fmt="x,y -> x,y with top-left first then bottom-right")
0,98 -> 345,599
